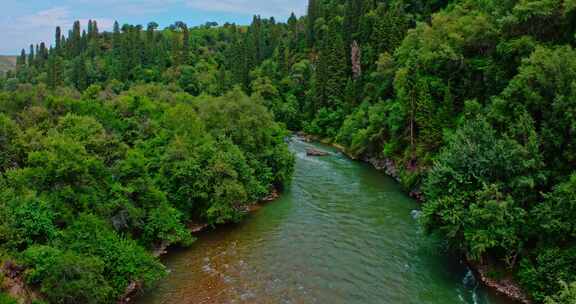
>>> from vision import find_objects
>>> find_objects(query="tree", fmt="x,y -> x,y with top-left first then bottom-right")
71,55 -> 88,90
112,21 -> 121,52
315,18 -> 347,110
70,20 -> 82,57
182,23 -> 190,65
422,119 -> 540,263
17,49 -> 26,67
55,26 -> 62,51
23,246 -> 114,304
306,0 -> 321,48
28,44 -> 34,67
545,281 -> 576,304
47,53 -> 63,90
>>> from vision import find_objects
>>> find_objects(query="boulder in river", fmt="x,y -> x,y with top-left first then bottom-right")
306,148 -> 329,157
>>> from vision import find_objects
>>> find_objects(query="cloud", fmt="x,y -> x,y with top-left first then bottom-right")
0,6 -> 114,53
186,0 -> 306,17
79,18 -> 115,31
18,7 -> 70,28
72,0 -> 183,16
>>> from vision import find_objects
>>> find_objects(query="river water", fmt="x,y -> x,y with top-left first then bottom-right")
136,138 -> 511,304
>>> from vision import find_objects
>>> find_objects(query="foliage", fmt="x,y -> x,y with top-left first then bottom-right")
0,293 -> 17,304
3,0 -> 576,301
0,84 -> 293,303
544,281 -> 576,304
23,245 -> 113,304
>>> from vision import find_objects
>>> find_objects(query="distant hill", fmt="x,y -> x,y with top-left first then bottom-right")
0,56 -> 17,74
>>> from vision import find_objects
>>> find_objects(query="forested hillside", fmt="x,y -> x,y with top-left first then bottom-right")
1,0 -> 576,303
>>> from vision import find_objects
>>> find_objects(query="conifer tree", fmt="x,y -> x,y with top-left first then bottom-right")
146,22 -> 159,66
288,12 -> 298,32
47,53 -> 63,90
92,20 -> 99,37
171,30 -> 182,66
306,0 -> 320,48
71,21 -> 82,56
37,43 -> 48,68
55,26 -> 62,51
28,45 -> 35,67
87,20 -> 93,39
119,25 -> 133,80
316,18 -> 347,109
182,23 -> 190,65
344,0 -> 364,66
71,55 -> 87,90
112,21 -> 121,54
17,49 -> 26,67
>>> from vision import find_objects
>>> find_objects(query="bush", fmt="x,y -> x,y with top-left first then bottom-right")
23,245 -> 113,304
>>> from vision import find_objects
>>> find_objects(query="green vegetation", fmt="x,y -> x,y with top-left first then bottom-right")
0,293 -> 17,304
0,84 -> 292,302
545,281 -> 576,304
1,0 -> 576,302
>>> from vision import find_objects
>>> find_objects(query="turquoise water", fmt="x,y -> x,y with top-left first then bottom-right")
136,137 -> 511,304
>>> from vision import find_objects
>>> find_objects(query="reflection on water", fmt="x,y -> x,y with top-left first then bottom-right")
136,138 -> 512,304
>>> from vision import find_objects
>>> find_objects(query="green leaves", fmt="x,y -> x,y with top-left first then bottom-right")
532,174 -> 576,242
545,281 -> 576,304
0,83 -> 294,303
422,119 -> 539,264
23,245 -> 114,304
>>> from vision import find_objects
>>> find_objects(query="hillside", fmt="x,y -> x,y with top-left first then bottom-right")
0,56 -> 16,74
1,0 -> 576,303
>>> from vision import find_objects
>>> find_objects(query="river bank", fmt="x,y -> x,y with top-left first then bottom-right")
0,188 -> 283,304
135,137 -> 510,304
118,189 -> 281,304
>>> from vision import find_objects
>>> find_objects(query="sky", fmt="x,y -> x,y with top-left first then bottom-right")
0,0 -> 307,55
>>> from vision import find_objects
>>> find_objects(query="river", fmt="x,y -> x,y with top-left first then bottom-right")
136,137 -> 511,304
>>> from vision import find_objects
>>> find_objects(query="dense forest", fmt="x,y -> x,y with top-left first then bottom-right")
1,0 -> 576,303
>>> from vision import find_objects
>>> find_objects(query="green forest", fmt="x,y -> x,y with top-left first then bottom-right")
1,0 -> 576,303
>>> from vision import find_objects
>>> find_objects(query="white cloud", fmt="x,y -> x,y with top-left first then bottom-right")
79,18 -> 115,31
186,0 -> 306,17
18,7 -> 70,28
0,6 -> 114,53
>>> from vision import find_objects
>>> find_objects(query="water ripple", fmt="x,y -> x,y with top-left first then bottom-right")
137,138 -> 512,304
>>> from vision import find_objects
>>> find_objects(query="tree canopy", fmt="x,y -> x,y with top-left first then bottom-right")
2,0 -> 576,302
